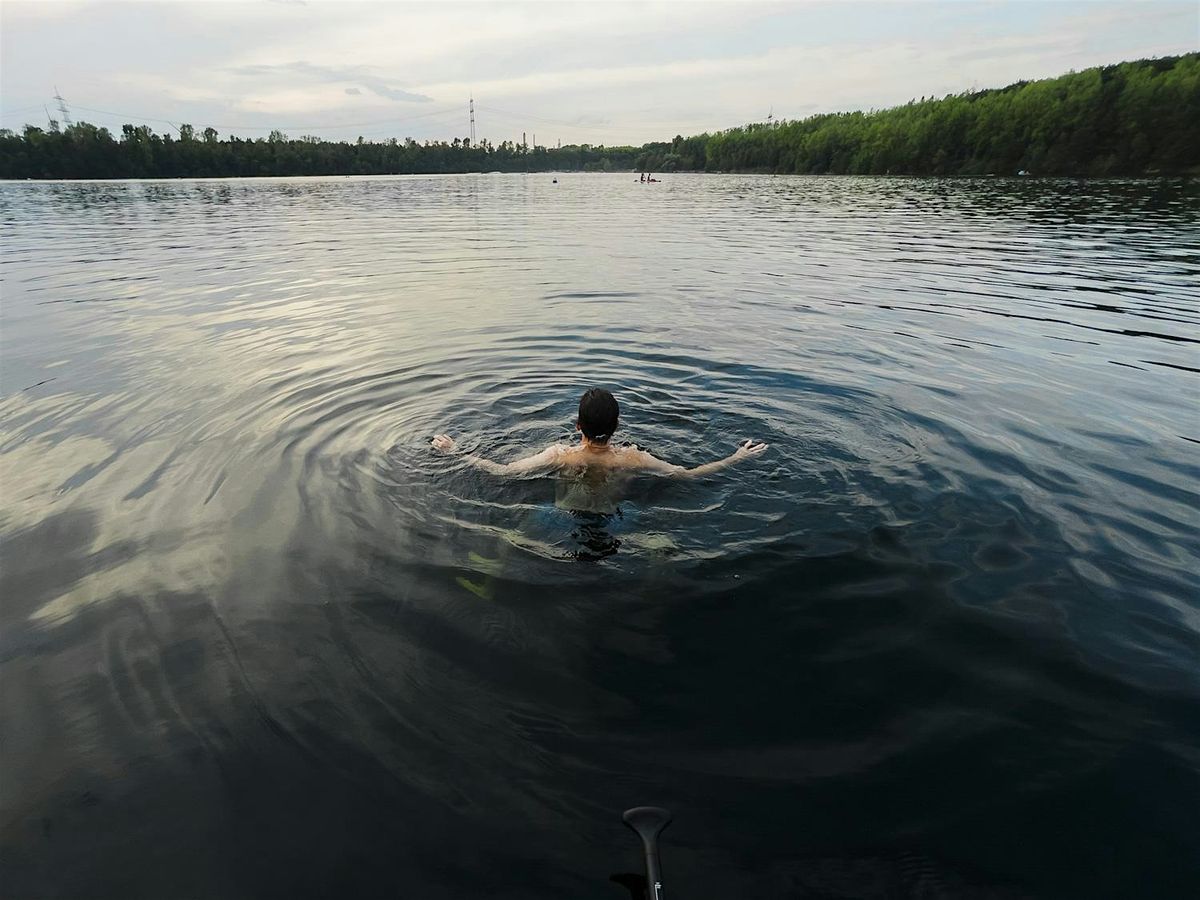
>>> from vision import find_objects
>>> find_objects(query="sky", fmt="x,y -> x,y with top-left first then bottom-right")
1,0 -> 1197,146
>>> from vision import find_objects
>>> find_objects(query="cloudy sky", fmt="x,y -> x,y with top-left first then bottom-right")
2,1 -> 1196,146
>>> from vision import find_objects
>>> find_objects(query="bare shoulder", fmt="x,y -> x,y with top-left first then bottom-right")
540,443 -> 574,462
504,443 -> 573,474
618,445 -> 681,473
542,443 -> 584,466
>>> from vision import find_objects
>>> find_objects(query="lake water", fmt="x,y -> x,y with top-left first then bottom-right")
1,174 -> 1198,898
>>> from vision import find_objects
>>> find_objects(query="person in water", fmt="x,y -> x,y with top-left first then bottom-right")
431,387 -> 767,476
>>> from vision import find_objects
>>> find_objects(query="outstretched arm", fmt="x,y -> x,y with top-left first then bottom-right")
432,434 -> 564,476
635,439 -> 768,477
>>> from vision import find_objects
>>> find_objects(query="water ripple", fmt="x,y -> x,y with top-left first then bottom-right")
1,175 -> 1198,898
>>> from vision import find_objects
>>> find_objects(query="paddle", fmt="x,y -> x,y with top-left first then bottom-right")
622,806 -> 672,900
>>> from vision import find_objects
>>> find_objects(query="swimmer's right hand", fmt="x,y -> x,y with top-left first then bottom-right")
733,439 -> 768,459
432,434 -> 457,452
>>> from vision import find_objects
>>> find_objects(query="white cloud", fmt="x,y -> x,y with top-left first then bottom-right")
2,1 -> 1195,144
229,62 -> 433,103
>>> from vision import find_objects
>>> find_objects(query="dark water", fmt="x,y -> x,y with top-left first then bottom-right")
1,174 -> 1198,899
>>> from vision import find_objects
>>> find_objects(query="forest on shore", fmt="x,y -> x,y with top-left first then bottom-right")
2,54 -> 1196,179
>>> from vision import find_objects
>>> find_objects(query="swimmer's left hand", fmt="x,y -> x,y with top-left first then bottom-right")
432,434 -> 457,453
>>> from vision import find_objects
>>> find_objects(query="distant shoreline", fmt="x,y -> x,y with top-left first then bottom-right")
3,53 -> 1196,180
2,172 -> 1195,184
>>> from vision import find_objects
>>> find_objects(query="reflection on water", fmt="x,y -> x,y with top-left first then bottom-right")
556,464 -> 631,517
556,468 -> 630,561
1,174 -> 1198,899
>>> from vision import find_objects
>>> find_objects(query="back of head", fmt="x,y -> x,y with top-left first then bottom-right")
578,388 -> 619,443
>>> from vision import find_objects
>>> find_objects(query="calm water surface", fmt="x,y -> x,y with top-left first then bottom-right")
1,174 -> 1198,898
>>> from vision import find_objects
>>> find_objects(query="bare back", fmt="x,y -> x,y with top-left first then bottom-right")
431,432 -> 767,479
543,443 -> 679,475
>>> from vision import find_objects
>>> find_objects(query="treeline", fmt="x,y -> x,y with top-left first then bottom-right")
650,54 -> 1199,176
2,54 -> 1196,180
0,125 -> 641,179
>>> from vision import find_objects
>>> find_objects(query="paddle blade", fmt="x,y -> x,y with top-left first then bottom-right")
622,806 -> 672,841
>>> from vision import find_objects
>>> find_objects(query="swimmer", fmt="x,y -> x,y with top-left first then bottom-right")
431,387 -> 767,476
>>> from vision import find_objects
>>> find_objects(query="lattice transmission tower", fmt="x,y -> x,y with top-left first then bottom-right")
469,95 -> 475,145
54,87 -> 73,128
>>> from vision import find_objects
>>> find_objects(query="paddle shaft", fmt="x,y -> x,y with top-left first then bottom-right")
639,834 -> 664,900
623,806 -> 671,900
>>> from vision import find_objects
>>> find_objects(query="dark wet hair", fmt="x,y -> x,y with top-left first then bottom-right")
578,388 -> 619,443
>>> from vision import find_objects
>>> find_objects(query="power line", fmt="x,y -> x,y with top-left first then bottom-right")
0,103 -> 53,117
2,99 -> 476,144
478,102 -> 715,142
6,95 -> 645,144
50,104 -> 176,128
64,102 -> 463,133
476,103 -> 616,133
4,96 -> 641,142
336,110 -> 476,142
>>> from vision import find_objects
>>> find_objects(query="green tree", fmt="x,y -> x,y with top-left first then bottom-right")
3,54 -> 1196,179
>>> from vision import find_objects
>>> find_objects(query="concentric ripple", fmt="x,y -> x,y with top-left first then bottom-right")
1,175 -> 1198,899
